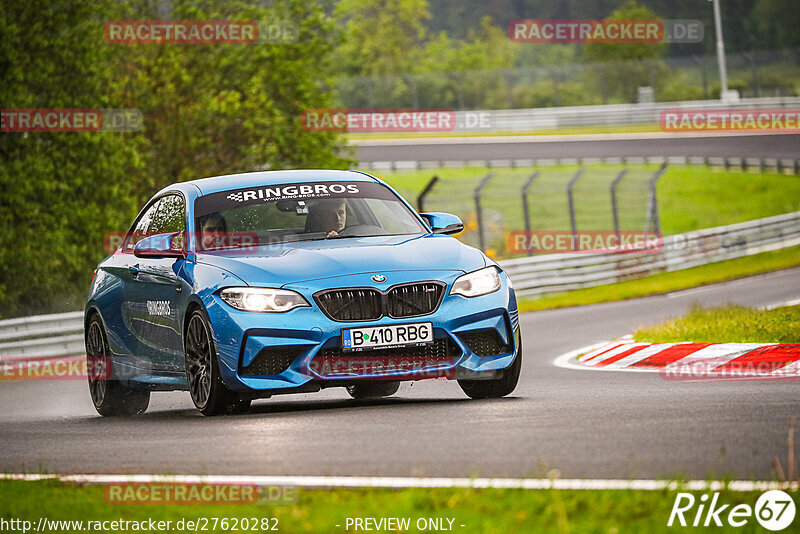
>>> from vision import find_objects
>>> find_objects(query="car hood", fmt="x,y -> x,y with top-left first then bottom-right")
194,233 -> 486,287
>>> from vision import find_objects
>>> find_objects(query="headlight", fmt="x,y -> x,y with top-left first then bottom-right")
450,267 -> 501,297
219,287 -> 310,313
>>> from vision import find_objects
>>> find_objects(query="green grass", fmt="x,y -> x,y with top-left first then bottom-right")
635,304 -> 800,344
0,479 -> 788,533
374,163 -> 800,310
657,166 -> 800,236
517,245 -> 800,312
376,165 -> 800,253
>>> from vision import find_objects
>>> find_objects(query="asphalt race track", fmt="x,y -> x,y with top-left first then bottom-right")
2,267 -> 799,480
353,132 -> 800,163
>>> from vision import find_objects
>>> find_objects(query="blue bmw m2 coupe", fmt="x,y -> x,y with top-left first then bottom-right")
84,170 -> 521,415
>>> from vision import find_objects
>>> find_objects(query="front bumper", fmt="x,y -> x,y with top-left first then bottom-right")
205,270 -> 519,394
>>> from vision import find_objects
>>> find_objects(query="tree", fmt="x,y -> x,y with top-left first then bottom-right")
111,0 -> 352,195
334,0 -> 431,78
416,17 -> 518,108
753,0 -> 800,49
583,1 -> 668,103
0,0 -> 351,317
0,0 -> 142,316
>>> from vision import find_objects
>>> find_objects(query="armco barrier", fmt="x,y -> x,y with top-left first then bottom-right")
360,155 -> 800,175
499,210 -> 800,297
0,210 -> 798,359
0,312 -> 83,362
449,97 -> 800,132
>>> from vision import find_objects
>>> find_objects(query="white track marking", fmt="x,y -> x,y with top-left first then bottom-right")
0,473 -> 795,492
602,343 -> 679,369
665,343 -> 770,373
577,340 -> 632,362
582,342 -> 649,366
761,298 -> 800,310
665,285 -> 718,299
772,359 -> 800,377
554,343 -> 660,373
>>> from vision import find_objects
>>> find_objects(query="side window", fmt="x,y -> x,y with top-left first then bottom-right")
123,200 -> 161,252
149,194 -> 186,235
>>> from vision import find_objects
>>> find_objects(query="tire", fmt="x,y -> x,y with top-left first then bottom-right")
85,314 -> 150,416
184,309 -> 250,416
346,381 -> 400,400
458,335 -> 522,400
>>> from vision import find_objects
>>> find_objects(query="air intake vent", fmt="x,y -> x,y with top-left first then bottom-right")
457,329 -> 512,357
240,346 -> 304,376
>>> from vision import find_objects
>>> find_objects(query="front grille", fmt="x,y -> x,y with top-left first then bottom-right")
315,289 -> 383,321
315,282 -> 445,322
387,282 -> 444,318
240,346 -> 304,376
458,329 -> 512,357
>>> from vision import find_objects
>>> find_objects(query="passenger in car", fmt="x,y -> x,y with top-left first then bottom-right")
200,213 -> 228,249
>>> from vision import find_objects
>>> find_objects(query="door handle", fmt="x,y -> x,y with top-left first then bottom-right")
128,264 -> 140,275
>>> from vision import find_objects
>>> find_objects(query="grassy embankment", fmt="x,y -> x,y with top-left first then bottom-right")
0,478 -> 788,534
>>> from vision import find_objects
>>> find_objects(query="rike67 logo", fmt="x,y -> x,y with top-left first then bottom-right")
668,490 -> 795,530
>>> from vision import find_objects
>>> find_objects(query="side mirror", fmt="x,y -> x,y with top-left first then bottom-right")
420,212 -> 464,235
134,232 -> 185,258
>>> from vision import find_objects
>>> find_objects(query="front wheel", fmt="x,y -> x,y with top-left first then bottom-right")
185,310 -> 250,416
85,315 -> 150,416
458,335 -> 522,399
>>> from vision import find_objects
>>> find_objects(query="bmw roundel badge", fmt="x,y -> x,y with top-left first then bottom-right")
371,274 -> 387,283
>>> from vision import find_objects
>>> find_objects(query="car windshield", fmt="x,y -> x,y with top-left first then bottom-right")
193,181 -> 428,250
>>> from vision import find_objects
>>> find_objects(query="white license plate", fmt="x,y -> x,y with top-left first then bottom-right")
341,322 -> 433,352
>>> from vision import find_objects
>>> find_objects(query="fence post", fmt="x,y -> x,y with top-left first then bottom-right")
474,173 -> 495,252
521,171 -> 541,256
610,169 -> 628,243
645,163 -> 668,238
567,168 -> 585,251
404,74 -> 419,109
691,55 -> 708,99
417,175 -> 439,212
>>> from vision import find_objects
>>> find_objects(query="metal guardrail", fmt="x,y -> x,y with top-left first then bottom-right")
499,210 -> 800,297
447,97 -> 800,132
0,211 -> 798,360
0,312 -> 84,361
361,155 -> 800,175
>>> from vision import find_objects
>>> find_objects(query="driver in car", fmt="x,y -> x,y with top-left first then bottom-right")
305,199 -> 347,237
